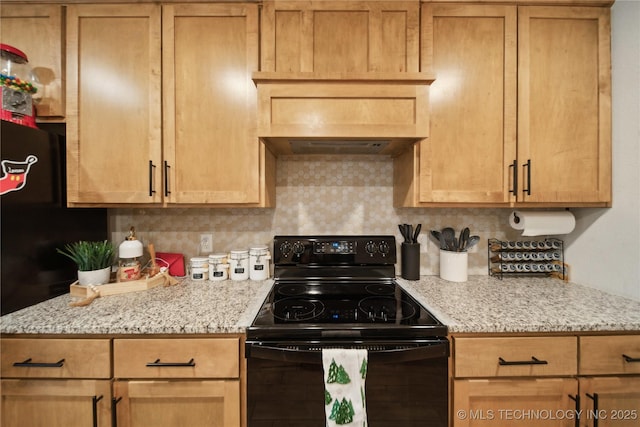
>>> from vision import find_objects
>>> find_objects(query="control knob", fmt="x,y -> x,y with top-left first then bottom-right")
279,241 -> 292,257
365,241 -> 377,255
378,241 -> 390,255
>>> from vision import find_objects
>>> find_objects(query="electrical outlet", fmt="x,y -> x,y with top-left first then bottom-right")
200,234 -> 213,253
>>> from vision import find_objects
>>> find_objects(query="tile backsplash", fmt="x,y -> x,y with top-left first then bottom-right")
111,155 -> 519,275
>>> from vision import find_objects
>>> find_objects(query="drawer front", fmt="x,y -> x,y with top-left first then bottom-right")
114,338 -> 239,379
580,335 -> 640,375
454,336 -> 577,378
1,338 -> 111,379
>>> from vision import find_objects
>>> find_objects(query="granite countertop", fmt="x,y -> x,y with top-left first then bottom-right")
398,276 -> 640,334
2,276 -> 640,336
0,279 -> 274,335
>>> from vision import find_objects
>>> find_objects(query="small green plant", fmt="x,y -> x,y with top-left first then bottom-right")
57,240 -> 115,271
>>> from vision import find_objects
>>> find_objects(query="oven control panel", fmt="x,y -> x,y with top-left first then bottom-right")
273,235 -> 396,265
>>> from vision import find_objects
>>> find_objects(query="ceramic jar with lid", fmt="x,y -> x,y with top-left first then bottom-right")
208,253 -> 229,281
249,246 -> 271,281
229,250 -> 249,281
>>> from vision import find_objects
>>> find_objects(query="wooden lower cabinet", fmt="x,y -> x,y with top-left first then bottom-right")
1,379 -> 111,427
453,378 -> 578,427
113,379 -> 240,427
578,377 -> 640,427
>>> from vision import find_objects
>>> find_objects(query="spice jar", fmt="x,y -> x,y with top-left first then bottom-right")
118,227 -> 143,282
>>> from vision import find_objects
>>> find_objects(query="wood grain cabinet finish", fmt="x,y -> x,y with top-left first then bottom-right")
0,4 -> 64,118
113,338 -> 240,379
260,0 -> 420,73
578,335 -> 640,427
66,4 -> 163,205
580,335 -> 640,375
398,4 -> 516,206
454,378 -> 578,427
454,336 -> 577,378
163,3 -> 273,206
517,6 -> 611,206
65,3 -> 274,207
1,338 -> 112,427
112,338 -> 241,427
395,4 -> 611,207
1,338 -> 111,379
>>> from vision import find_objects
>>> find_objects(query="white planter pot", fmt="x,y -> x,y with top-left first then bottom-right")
77,267 -> 111,286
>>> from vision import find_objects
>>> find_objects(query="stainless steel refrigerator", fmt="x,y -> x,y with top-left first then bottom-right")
1,120 -> 108,315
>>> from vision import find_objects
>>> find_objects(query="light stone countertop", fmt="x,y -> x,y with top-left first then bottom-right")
2,276 -> 640,336
397,276 -> 640,334
0,279 -> 274,335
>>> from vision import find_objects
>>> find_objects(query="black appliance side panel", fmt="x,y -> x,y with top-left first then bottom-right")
1,121 -> 108,315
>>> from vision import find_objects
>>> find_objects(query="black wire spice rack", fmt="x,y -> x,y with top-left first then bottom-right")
487,238 -> 567,281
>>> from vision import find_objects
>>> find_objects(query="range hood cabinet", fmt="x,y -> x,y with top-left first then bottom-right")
254,72 -> 434,156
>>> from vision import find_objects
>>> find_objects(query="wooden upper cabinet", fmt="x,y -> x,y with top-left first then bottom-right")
517,6 -> 611,205
163,3 -> 271,206
66,4 -> 162,205
0,4 -> 64,118
416,3 -> 517,205
261,0 -> 420,73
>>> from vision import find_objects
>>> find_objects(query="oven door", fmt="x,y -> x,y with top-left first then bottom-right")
246,339 -> 449,427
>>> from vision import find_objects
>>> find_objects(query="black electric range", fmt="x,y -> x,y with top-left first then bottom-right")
247,235 -> 447,342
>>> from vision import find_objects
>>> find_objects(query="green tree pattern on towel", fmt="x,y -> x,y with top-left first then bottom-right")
329,398 -> 355,424
325,389 -> 333,405
359,358 -> 367,379
326,359 -> 351,384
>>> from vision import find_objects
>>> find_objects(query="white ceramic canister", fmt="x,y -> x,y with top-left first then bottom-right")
249,246 -> 271,281
229,250 -> 249,281
208,253 -> 229,281
190,257 -> 209,281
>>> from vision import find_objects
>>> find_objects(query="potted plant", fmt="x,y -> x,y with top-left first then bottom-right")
57,240 -> 115,285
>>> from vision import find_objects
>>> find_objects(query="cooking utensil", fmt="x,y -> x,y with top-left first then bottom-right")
458,227 -> 470,251
441,227 -> 456,251
465,235 -> 480,250
430,230 -> 442,247
412,224 -> 422,243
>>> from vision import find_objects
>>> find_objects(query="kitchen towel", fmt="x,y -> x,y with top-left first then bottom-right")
322,348 -> 368,427
509,210 -> 576,236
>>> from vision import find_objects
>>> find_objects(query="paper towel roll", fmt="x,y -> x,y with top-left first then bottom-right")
509,210 -> 575,236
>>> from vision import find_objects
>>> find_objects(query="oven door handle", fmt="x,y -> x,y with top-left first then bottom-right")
246,340 -> 449,364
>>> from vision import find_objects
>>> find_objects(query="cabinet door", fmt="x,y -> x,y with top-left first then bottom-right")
454,378 -> 578,427
416,4 -> 516,205
0,4 -> 64,118
517,6 -> 611,205
1,379 -> 111,427
163,3 -> 270,205
579,377 -> 640,427
114,380 -> 240,427
66,4 -> 162,205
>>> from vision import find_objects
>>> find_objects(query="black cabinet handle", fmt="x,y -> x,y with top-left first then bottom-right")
498,356 -> 548,366
164,161 -> 171,197
586,393 -> 599,427
568,394 -> 580,427
623,354 -> 640,363
146,358 -> 195,367
13,358 -> 65,368
92,395 -> 103,427
509,159 -> 518,196
522,159 -> 531,196
112,397 -> 122,427
149,160 -> 156,196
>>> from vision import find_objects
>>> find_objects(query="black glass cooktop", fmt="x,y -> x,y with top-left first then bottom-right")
248,280 -> 447,340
